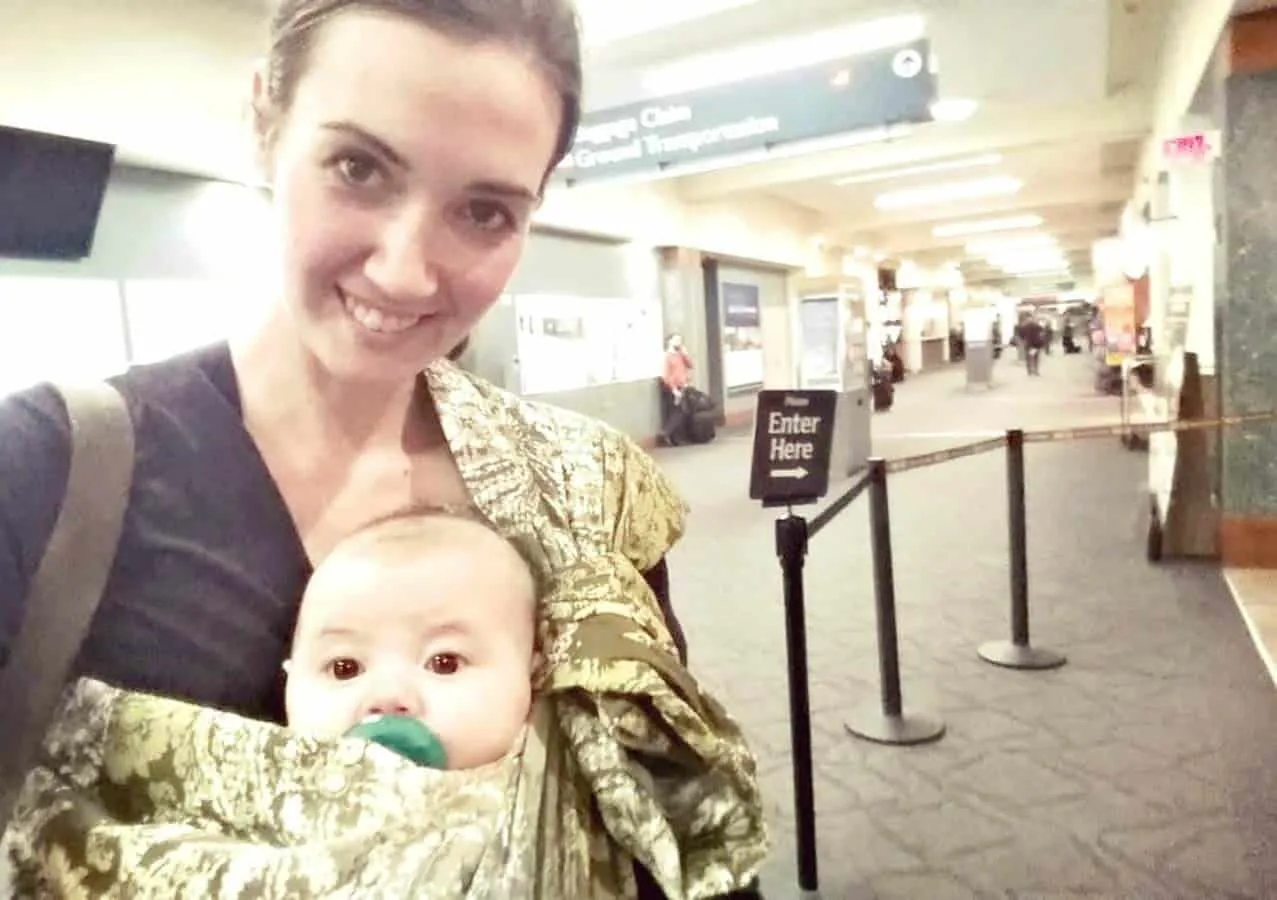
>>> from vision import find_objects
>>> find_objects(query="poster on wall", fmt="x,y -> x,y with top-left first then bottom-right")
514,293 -> 662,396
1102,282 -> 1137,367
722,281 -> 764,388
799,296 -> 839,387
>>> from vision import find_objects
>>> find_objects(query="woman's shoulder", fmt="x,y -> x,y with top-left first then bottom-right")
445,370 -> 686,561
108,341 -> 239,409
466,372 -> 651,470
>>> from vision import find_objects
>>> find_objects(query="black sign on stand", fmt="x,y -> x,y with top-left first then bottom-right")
749,389 -> 838,507
751,388 -> 837,893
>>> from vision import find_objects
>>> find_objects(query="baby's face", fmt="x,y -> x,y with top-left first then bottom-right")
285,520 -> 536,770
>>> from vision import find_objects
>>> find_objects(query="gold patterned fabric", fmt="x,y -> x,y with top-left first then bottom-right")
1,363 -> 768,899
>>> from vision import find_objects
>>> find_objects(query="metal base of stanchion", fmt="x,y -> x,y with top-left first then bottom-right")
845,708 -> 945,746
978,640 -> 1066,670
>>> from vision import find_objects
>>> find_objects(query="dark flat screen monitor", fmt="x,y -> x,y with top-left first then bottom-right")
0,126 -> 116,261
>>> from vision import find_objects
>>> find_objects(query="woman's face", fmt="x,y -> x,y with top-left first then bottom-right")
257,11 -> 561,384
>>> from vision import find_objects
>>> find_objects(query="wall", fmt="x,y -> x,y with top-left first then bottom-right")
0,0 -> 262,182
480,232 -> 667,442
0,165 -> 274,394
537,179 -> 823,268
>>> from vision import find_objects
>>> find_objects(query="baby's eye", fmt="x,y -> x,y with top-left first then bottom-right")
327,657 -> 363,681
426,653 -> 462,675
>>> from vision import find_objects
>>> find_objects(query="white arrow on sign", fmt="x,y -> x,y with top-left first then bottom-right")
772,467 -> 808,479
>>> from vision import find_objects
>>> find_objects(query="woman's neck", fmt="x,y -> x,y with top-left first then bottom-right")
229,313 -> 440,455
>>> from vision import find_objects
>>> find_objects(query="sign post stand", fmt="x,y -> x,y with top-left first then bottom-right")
749,389 -> 838,897
775,513 -> 818,894
844,459 -> 946,746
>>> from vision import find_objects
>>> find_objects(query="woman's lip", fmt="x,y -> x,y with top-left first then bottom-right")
339,288 -> 427,334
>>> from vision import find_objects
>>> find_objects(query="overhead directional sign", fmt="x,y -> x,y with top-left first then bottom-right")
749,390 -> 838,507
553,39 -> 936,185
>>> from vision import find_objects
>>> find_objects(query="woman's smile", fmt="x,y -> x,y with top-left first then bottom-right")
339,287 -> 430,336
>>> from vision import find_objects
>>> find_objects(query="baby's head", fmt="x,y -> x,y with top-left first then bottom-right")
284,509 -> 537,770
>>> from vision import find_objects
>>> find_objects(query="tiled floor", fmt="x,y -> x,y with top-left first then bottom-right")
653,353 -> 1277,899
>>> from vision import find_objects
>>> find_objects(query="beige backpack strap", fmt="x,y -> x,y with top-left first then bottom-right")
0,381 -> 135,827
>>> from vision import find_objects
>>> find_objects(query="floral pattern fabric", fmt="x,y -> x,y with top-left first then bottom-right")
1,363 -> 768,899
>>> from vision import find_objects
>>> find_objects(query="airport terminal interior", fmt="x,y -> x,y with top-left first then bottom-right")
3,0 -> 1277,897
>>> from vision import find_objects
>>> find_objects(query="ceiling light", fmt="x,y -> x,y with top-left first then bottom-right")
966,232 -> 1057,255
989,247 -> 1068,266
1006,266 -> 1071,278
999,257 -> 1071,274
874,176 -> 1022,211
933,214 -> 1044,238
834,153 -> 1001,186
929,98 -> 979,122
642,13 -> 926,96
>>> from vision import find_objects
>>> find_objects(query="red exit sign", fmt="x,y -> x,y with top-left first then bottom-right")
1161,131 -> 1219,165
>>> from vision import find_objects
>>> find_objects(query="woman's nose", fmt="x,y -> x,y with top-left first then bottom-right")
365,207 -> 442,304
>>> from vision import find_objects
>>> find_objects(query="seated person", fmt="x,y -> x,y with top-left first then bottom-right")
284,508 -> 538,771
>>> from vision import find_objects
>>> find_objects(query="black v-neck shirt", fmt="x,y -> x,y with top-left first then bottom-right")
0,343 -> 680,725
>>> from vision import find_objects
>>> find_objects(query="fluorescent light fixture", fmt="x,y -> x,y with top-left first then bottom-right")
996,258 -> 1069,274
998,254 -> 1070,272
642,13 -> 926,96
834,153 -> 1001,186
965,232 -> 1056,255
929,98 -> 979,122
933,214 -> 1044,238
578,0 -> 761,46
989,246 -> 1067,265
1005,265 -> 1071,277
874,176 -> 1022,211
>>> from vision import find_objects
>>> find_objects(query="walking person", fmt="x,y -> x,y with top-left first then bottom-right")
1022,317 -> 1046,376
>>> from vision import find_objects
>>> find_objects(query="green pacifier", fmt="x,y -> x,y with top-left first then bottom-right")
346,715 -> 448,769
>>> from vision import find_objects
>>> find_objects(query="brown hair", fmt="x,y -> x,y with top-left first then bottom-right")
261,0 -> 582,184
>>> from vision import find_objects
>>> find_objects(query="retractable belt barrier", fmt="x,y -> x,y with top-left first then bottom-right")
746,390 -> 1277,898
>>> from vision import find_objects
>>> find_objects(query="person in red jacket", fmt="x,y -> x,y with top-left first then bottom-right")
659,334 -> 694,446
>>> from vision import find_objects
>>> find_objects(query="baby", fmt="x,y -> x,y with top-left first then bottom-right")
284,509 -> 538,770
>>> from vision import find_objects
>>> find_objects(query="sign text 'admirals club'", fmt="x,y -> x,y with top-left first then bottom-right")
552,39 -> 936,185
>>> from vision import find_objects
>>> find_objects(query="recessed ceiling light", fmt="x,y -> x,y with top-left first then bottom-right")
874,176 -> 1021,210
933,214 -> 1044,238
834,153 -> 1002,186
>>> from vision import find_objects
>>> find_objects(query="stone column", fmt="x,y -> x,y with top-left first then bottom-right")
1214,9 -> 1277,566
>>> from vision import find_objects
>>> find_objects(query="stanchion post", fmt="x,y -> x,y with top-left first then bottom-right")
776,514 -> 818,894
979,430 -> 1067,671
845,459 -> 945,746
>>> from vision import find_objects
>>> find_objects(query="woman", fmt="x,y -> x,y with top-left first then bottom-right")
0,1 -> 763,896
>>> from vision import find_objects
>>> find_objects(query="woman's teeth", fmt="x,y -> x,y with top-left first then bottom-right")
343,293 -> 423,334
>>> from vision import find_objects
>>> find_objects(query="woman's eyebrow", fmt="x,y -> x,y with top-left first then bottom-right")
320,121 -> 407,169
468,180 -> 539,204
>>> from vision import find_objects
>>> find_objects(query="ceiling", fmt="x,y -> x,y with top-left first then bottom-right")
2,0 -> 1190,293
575,0 -> 1177,290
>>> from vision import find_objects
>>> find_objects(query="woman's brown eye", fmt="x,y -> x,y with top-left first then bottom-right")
337,154 -> 378,186
328,657 -> 363,680
427,653 -> 461,675
466,200 -> 513,232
